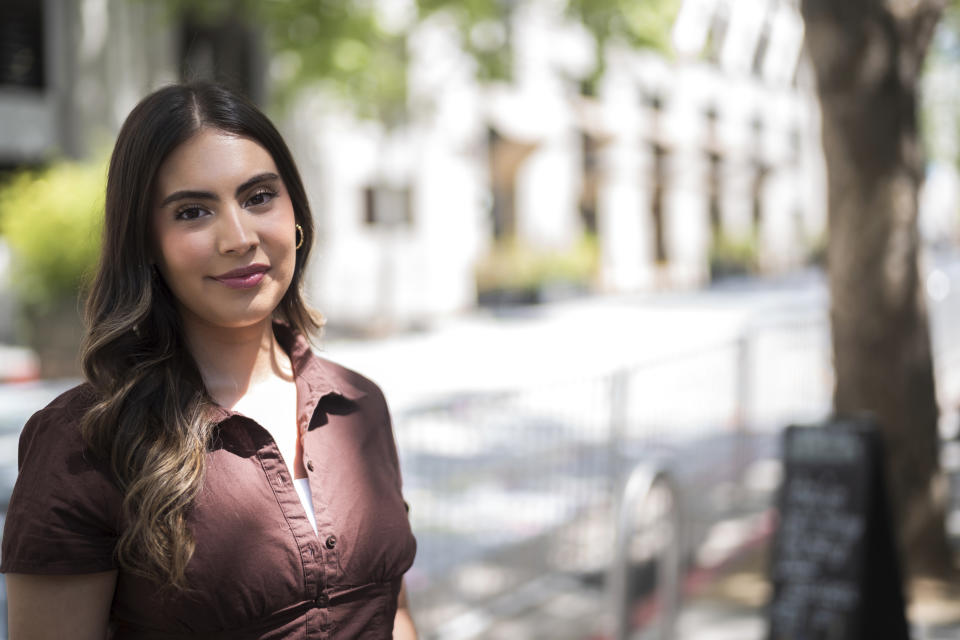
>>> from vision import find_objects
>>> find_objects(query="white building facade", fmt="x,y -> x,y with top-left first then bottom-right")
293,0 -> 828,329
2,0 -> 839,334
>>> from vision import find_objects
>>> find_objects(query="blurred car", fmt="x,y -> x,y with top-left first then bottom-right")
0,345 -> 40,385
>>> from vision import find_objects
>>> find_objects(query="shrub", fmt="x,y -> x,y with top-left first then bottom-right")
708,232 -> 758,280
0,159 -> 106,309
475,234 -> 599,299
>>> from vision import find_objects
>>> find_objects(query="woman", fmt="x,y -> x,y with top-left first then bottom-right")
1,83 -> 417,639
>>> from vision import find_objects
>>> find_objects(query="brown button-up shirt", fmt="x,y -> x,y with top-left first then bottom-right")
1,325 -> 417,639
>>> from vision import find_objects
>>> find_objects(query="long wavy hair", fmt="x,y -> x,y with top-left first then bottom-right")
80,82 -> 320,589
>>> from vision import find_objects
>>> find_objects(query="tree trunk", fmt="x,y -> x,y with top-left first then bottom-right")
800,0 -> 953,578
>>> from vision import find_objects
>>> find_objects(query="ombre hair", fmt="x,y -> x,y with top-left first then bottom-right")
80,82 -> 320,588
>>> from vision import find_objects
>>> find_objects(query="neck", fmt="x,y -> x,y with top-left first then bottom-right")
180,315 -> 293,408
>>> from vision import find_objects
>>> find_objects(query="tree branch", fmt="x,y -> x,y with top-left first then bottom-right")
900,0 -> 948,59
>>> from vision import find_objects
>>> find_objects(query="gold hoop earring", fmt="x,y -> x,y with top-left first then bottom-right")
295,224 -> 304,250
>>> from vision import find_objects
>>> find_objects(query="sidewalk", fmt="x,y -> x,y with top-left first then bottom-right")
466,575 -> 960,640
673,540 -> 960,640
418,526 -> 960,640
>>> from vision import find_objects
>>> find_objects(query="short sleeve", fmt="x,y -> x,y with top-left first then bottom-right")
1,385 -> 121,575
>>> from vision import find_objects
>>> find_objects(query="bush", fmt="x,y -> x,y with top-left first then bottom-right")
805,231 -> 828,268
708,232 -> 758,281
475,234 -> 599,302
0,159 -> 106,308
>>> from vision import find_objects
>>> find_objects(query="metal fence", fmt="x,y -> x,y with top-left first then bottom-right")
397,310 -> 834,639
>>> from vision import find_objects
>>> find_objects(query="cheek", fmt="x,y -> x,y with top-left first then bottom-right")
273,241 -> 297,284
157,233 -> 209,278
268,215 -> 298,268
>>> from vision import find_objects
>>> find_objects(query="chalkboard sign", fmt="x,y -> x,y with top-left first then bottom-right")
767,417 -> 909,640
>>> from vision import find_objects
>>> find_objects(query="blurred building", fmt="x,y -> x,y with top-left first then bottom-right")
0,0 -> 829,334
600,0 -> 824,289
292,0 -> 826,329
920,20 -> 960,250
0,0 -> 255,164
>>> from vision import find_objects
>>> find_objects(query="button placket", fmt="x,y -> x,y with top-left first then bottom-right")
299,412 -> 341,613
255,442 -> 325,614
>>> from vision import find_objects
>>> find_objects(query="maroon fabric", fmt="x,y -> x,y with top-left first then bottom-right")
1,325 -> 416,639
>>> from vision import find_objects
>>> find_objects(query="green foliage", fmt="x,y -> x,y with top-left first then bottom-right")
263,1 -> 408,122
475,234 -> 598,295
708,232 -> 758,280
147,0 -> 679,116
567,0 -> 679,51
417,0 -> 515,81
0,160 -> 106,307
804,230 -> 828,269
157,0 -> 409,123
567,0 -> 681,93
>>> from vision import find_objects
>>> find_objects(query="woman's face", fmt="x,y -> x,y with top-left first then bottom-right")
152,128 -> 298,332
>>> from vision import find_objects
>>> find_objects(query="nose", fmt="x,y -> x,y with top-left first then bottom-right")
217,206 -> 258,255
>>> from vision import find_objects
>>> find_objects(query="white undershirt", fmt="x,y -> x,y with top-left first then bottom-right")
293,477 -> 318,535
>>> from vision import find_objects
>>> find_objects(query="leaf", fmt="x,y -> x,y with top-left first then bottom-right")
0,160 -> 106,306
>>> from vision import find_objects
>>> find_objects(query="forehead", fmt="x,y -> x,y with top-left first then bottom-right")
155,129 -> 278,194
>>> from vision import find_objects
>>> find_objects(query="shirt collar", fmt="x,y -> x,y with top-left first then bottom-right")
206,322 -> 366,425
273,321 -> 367,405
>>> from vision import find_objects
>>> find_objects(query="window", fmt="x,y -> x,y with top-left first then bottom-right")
180,15 -> 261,102
580,131 -> 601,235
704,2 -> 730,65
363,184 -> 413,227
651,144 -> 670,264
707,151 -> 723,238
0,1 -> 45,89
487,127 -> 537,239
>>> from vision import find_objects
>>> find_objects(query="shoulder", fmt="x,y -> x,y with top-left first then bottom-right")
25,382 -> 97,425
314,355 -> 386,404
18,383 -> 99,464
2,381 -> 121,574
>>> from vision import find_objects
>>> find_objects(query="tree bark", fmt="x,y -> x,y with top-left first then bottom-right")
800,0 -> 953,578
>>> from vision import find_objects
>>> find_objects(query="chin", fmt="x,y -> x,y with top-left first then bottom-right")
220,309 -> 279,329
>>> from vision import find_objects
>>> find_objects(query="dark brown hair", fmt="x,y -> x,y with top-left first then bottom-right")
80,82 -> 320,588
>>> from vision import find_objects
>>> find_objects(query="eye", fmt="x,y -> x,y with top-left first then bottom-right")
175,205 -> 210,221
245,188 -> 277,208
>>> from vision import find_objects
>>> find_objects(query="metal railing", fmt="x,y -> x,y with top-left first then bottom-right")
609,463 -> 681,640
397,311 -> 834,638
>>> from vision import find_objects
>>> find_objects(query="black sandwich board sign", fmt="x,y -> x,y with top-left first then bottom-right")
767,416 -> 909,640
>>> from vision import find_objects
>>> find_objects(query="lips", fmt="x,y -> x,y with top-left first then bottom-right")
213,264 -> 269,289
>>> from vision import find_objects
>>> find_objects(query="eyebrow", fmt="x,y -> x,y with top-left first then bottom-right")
158,172 -> 280,207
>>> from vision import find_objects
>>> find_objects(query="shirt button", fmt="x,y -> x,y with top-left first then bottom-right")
325,535 -> 337,550
315,592 -> 330,608
306,460 -> 315,472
